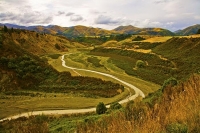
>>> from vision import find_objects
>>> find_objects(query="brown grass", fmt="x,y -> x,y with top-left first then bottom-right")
77,74 -> 200,132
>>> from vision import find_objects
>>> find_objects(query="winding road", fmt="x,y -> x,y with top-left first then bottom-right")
0,54 -> 145,122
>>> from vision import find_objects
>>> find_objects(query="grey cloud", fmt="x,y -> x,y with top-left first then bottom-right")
95,15 -> 123,25
66,12 -> 75,16
70,15 -> 83,21
154,0 -> 171,4
0,11 -> 53,25
56,11 -> 65,16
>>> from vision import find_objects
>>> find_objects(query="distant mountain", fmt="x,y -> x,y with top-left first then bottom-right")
0,23 -> 117,38
113,25 -> 175,36
113,25 -> 141,34
1,23 -> 175,37
62,25 -> 116,37
175,24 -> 200,35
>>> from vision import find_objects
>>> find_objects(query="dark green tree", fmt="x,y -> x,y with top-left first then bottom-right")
3,25 -> 8,32
96,102 -> 107,114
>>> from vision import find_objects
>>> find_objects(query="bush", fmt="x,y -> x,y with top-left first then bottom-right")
55,43 -> 61,50
132,36 -> 145,41
196,29 -> 200,34
166,123 -> 188,133
162,77 -> 178,91
96,102 -> 107,114
136,60 -> 146,68
110,102 -> 122,110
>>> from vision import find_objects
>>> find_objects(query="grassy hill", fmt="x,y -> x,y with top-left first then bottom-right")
1,28 -> 85,55
76,74 -> 200,133
175,24 -> 200,35
90,36 -> 200,85
1,23 -> 176,38
0,28 -> 123,97
113,25 -> 175,36
113,25 -> 141,34
0,23 -> 117,38
153,37 -> 200,80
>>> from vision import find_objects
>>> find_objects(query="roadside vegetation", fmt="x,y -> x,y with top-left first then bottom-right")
76,74 -> 200,133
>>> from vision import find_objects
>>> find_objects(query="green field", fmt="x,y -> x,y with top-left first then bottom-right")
0,89 -> 129,119
48,51 -> 160,95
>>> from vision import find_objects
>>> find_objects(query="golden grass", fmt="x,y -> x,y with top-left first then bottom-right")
102,40 -> 118,47
142,36 -> 172,42
77,74 -> 200,132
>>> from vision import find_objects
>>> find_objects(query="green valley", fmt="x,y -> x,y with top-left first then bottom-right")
0,24 -> 200,133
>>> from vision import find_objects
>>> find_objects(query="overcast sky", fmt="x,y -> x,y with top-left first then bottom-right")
0,0 -> 200,31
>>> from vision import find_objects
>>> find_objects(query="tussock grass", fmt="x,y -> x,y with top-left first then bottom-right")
77,74 -> 200,132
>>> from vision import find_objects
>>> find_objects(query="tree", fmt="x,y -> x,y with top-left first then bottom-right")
196,29 -> 200,34
3,25 -> 8,32
96,102 -> 107,114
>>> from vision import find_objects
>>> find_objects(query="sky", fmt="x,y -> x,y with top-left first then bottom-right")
0,0 -> 200,31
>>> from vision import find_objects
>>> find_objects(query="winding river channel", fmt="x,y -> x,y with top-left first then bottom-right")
0,54 -> 145,122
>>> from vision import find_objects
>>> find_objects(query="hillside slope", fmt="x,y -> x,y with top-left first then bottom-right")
113,25 -> 175,36
77,74 -> 200,132
1,23 -> 175,37
175,24 -> 200,35
153,37 -> 200,80
2,28 -> 84,55
0,28 -> 123,97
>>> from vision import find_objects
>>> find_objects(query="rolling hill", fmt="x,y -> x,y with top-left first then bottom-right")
113,25 -> 175,36
1,27 -> 85,55
0,23 -> 117,38
175,24 -> 200,35
1,23 -> 176,37
0,28 -> 122,97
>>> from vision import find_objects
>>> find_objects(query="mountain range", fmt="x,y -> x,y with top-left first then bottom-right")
0,23 -> 200,37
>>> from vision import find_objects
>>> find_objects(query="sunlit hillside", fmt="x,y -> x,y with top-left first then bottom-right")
77,74 -> 200,133
2,28 -> 85,55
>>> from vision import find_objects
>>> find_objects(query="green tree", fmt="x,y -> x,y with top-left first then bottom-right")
3,25 -> 8,32
96,102 -> 107,114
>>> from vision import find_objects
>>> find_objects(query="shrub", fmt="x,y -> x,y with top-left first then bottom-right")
132,36 -> 145,41
166,123 -> 188,133
136,60 -> 146,68
110,102 -> 122,110
96,102 -> 107,114
162,77 -> 178,91
55,43 -> 60,50
196,29 -> 200,34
